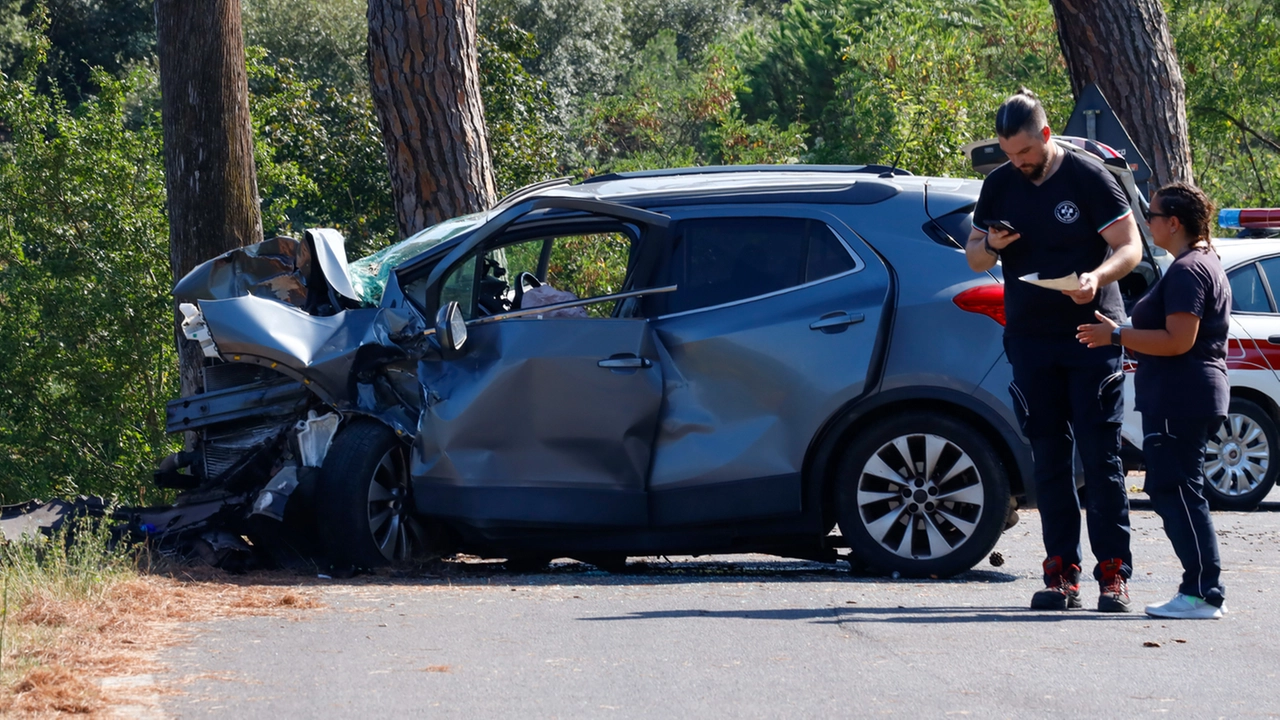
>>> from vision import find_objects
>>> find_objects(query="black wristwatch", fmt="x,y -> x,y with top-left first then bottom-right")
983,236 -> 1000,257
1110,327 -> 1123,347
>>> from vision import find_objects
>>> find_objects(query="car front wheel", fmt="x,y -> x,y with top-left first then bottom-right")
316,420 -> 429,568
1203,398 -> 1278,511
835,412 -> 1010,578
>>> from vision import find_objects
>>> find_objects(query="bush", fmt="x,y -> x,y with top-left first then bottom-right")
0,58 -> 176,504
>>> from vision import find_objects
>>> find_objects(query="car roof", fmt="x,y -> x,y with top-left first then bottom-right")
1215,238 -> 1280,269
522,166 -> 984,207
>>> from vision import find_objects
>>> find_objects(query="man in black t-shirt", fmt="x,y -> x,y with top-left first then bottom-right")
965,89 -> 1143,613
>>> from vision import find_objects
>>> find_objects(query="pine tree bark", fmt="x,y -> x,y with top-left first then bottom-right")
368,0 -> 496,238
156,0 -> 263,395
1050,0 -> 1194,187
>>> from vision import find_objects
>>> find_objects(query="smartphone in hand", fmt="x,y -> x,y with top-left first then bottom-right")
990,220 -> 1018,234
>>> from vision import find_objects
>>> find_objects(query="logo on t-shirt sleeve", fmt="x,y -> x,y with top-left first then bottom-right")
1055,201 -> 1080,224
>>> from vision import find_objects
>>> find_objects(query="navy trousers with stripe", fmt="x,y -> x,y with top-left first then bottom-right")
1005,335 -> 1132,581
1142,414 -> 1226,607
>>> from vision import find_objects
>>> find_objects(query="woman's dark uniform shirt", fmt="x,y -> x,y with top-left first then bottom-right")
974,151 -> 1133,337
1130,249 -> 1231,418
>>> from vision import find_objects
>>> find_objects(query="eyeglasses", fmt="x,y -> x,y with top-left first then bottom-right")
1144,210 -> 1171,221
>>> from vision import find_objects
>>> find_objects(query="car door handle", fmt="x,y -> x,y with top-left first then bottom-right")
810,312 -> 865,331
598,355 -> 652,369
1268,335 -> 1280,346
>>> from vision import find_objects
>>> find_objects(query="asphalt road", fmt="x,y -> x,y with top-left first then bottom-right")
159,496 -> 1280,718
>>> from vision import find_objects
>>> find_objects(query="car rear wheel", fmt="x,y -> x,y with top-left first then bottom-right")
835,412 -> 1010,578
316,420 -> 428,568
1203,398 -> 1278,511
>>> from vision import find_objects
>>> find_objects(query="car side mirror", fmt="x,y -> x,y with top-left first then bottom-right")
435,301 -> 468,355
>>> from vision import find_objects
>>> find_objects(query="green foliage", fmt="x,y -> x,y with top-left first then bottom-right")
480,0 -> 753,162
242,0 -> 368,92
246,47 -> 397,258
577,31 -> 807,172
740,0 -> 1070,175
0,0 -> 154,105
0,65 -> 176,504
1170,0 -> 1280,209
0,511 -> 134,601
479,16 -> 562,196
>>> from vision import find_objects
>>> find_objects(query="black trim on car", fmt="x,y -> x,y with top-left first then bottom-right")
414,485 -> 648,527
650,474 -> 803,526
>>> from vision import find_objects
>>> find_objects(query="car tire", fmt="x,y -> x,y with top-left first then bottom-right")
1203,398 -> 1278,511
835,411 -> 1010,578
315,420 -> 427,568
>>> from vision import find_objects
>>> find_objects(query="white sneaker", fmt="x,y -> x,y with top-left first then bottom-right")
1145,593 -> 1224,619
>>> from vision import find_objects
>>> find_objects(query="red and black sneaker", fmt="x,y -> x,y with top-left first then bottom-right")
1030,556 -> 1082,610
1097,558 -> 1132,613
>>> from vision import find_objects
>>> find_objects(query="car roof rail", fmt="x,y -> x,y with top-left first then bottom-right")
491,176 -> 574,211
578,164 -> 912,184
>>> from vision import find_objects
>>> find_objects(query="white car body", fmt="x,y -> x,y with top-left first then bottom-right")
1121,238 -> 1280,508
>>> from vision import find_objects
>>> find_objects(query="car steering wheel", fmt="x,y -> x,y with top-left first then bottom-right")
513,271 -> 543,309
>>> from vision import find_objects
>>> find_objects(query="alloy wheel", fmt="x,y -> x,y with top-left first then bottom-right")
366,445 -> 418,562
1205,412 -> 1270,497
856,433 -> 986,560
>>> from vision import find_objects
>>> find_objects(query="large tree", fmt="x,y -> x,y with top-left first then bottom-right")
1050,0 -> 1194,187
368,0 -> 496,238
155,0 -> 263,394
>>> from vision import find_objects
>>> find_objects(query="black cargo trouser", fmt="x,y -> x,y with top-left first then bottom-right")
1005,334 -> 1132,582
1142,414 -> 1226,607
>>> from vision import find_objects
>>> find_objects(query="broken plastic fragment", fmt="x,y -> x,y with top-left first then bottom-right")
252,466 -> 302,521
178,302 -> 221,358
297,410 -> 341,467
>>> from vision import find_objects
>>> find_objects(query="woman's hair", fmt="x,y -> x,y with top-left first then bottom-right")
995,87 -> 1047,139
1154,182 -> 1216,252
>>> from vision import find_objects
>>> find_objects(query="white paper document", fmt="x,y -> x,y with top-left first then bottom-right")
1019,272 -> 1081,291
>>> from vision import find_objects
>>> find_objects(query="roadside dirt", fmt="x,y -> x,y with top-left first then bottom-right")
4,570 -> 324,718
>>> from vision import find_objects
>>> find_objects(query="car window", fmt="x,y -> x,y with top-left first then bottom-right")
1229,263 -> 1273,313
441,231 -> 634,320
922,207 -> 974,249
654,217 -> 856,315
440,255 -> 478,317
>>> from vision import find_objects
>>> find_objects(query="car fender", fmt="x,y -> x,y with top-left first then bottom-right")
805,384 -> 1035,513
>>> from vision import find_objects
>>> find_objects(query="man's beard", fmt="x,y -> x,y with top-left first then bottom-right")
1020,154 -> 1050,181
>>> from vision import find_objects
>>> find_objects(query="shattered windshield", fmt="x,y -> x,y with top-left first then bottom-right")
348,211 -> 489,305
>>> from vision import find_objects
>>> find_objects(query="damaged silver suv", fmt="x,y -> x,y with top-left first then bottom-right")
158,165 -> 1087,577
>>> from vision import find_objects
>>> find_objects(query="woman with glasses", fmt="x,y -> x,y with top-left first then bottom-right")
1076,183 -> 1229,619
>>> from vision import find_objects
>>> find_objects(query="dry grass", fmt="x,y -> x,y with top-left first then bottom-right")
2,534 -> 324,718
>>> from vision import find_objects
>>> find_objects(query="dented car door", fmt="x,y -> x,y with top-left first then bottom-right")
400,198 -> 672,528
641,209 -> 893,525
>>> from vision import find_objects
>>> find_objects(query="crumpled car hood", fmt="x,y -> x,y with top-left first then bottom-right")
174,229 -> 359,308
196,296 -> 426,402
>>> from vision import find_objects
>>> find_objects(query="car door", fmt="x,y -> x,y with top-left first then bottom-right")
401,200 -> 671,528
641,208 -> 893,525
1230,256 -> 1280,378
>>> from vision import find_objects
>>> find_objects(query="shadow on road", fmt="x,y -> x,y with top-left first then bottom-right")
581,605 -> 1147,624
148,557 -> 1023,588
1129,498 -> 1280,513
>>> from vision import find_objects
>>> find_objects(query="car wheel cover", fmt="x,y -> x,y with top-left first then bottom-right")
856,433 -> 985,560
1205,412 -> 1270,497
366,445 -> 416,561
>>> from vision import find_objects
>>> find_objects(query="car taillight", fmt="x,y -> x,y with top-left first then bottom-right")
953,284 -> 1005,326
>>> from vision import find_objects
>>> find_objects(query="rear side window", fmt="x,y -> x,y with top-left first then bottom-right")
1229,263 -> 1273,313
922,206 -> 974,249
653,217 -> 856,315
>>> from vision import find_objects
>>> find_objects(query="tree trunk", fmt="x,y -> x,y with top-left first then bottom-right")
156,0 -> 263,396
367,0 -> 496,238
1050,0 -> 1194,188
